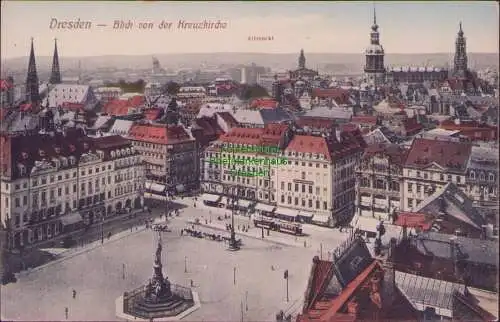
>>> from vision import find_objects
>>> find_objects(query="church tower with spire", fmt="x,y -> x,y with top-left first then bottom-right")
298,49 -> 306,69
453,22 -> 468,78
364,7 -> 385,86
49,38 -> 62,84
25,38 -> 40,107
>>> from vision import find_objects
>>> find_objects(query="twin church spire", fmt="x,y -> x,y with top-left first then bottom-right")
25,37 -> 61,107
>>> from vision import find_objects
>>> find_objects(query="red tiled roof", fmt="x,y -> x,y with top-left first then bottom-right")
62,102 -> 85,112
251,98 -> 278,109
297,117 -> 336,130
395,212 -> 433,231
404,138 -> 472,171
129,124 -> 192,145
0,79 -> 13,91
312,88 -> 351,105
286,135 -> 332,160
439,120 -> 498,141
351,116 -> 378,125
219,127 -> 263,146
103,95 -> 144,116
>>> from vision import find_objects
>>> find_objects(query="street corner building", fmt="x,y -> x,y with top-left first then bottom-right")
0,130 -> 145,250
128,123 -> 199,196
201,123 -> 364,226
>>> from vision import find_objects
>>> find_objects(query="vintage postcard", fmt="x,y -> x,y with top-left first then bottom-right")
0,1 -> 498,321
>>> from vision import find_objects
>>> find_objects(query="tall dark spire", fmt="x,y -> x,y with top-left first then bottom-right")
25,37 -> 40,106
453,22 -> 468,78
298,49 -> 306,69
50,38 -> 62,84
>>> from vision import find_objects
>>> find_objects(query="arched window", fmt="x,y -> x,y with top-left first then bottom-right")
488,173 -> 494,182
469,171 -> 475,179
480,173 -> 485,181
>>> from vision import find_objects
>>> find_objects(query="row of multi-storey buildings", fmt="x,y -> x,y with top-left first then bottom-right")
355,137 -> 498,234
201,124 -> 364,226
0,128 -> 144,249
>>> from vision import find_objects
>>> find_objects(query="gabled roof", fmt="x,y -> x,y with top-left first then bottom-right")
0,79 -> 13,90
414,182 -> 486,230
452,290 -> 498,321
128,124 -> 192,145
404,138 -> 472,172
363,143 -> 407,165
216,112 -> 239,128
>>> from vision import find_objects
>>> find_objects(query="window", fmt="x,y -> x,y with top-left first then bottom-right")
423,172 -> 428,179
408,198 -> 413,208
288,183 -> 291,191
323,201 -> 327,210
457,176 -> 461,184
287,196 -> 291,204
301,172 -> 306,180
302,185 -> 305,193
416,185 -> 421,193
470,171 -> 475,180
440,174 -> 444,181
58,188 -> 62,196
323,164 -> 327,169
417,171 -> 421,178
281,182 -> 285,190
316,200 -> 320,209
302,199 -> 305,207
281,195 -> 285,203
309,186 -> 313,194
23,196 -> 27,205
294,197 -> 298,205
15,198 -> 20,207
316,187 -> 320,194
308,199 -> 312,207
480,173 -> 485,181
295,184 -> 298,192
489,173 -> 494,182
447,175 -> 452,181
41,178 -> 47,185
407,183 -> 413,193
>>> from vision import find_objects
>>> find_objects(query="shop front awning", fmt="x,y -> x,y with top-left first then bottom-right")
355,216 -> 379,233
255,203 -> 275,212
61,212 -> 83,226
274,207 -> 298,220
237,199 -> 253,208
146,181 -> 166,193
312,214 -> 331,224
298,211 -> 314,219
202,193 -> 222,203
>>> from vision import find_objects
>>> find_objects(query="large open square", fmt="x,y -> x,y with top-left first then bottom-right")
1,203 -> 348,321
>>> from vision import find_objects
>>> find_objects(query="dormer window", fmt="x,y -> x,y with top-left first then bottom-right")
69,156 -> 76,165
17,164 -> 26,176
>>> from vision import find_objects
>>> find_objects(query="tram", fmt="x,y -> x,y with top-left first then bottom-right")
253,215 -> 303,236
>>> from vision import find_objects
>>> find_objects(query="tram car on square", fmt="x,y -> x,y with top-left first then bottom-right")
253,215 -> 303,236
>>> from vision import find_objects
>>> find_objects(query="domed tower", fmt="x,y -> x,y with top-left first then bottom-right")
364,7 -> 385,86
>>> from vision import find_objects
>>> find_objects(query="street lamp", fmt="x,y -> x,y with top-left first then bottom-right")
184,256 -> 187,273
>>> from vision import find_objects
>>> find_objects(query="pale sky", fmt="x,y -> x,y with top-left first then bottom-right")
1,1 -> 498,58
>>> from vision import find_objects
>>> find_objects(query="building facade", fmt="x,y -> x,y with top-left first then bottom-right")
356,143 -> 406,222
0,132 -> 144,250
465,145 -> 498,207
128,123 -> 199,194
402,138 -> 471,211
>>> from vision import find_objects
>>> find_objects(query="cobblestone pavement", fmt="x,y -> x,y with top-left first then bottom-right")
1,198 -> 349,321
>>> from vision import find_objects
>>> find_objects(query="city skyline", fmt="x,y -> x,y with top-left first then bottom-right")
1,1 -> 499,59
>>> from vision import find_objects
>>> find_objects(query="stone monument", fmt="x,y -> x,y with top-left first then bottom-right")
117,231 -> 200,321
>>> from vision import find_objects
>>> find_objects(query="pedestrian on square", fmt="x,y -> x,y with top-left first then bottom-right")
65,307 -> 68,319
72,289 -> 76,299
